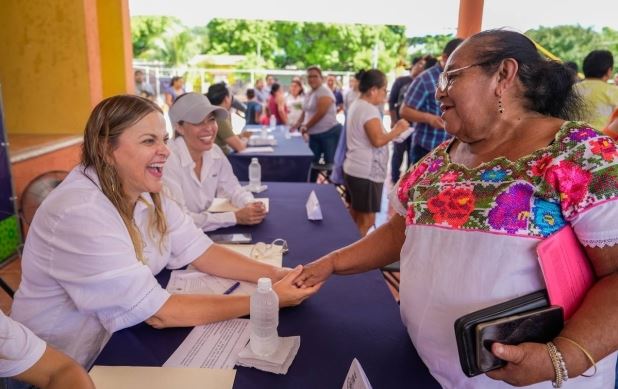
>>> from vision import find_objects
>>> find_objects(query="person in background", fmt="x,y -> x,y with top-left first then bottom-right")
166,93 -> 266,231
268,83 -> 288,125
11,95 -> 321,369
245,88 -> 262,126
285,79 -> 305,127
388,55 -> 427,184
264,74 -> 276,94
575,50 -> 618,130
164,76 -> 185,109
343,69 -> 409,236
343,73 -> 360,115
296,29 -> 618,389
292,66 -> 342,182
206,82 -> 248,154
254,78 -> 268,106
134,70 -> 155,101
1,311 -> 94,389
400,39 -> 463,164
326,75 -> 344,114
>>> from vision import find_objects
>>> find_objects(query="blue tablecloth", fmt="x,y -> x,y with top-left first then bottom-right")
94,183 -> 439,388
228,126 -> 314,182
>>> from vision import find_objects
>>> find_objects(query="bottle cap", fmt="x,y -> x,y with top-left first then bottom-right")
257,278 -> 272,291
251,157 -> 258,163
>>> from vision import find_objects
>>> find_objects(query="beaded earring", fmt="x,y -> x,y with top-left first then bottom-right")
498,98 -> 504,114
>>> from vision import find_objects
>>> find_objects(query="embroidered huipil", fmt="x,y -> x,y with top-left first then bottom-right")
391,122 -> 618,388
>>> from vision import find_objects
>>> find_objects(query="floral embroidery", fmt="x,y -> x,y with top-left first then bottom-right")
480,169 -> 507,182
532,199 -> 565,236
487,183 -> 533,233
396,122 -> 618,237
427,186 -> 475,228
568,127 -> 597,142
398,162 -> 428,204
589,138 -> 617,162
440,170 -> 460,183
544,160 -> 592,211
530,155 -> 553,177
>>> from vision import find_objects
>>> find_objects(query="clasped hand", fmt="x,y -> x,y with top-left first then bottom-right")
486,342 -> 556,386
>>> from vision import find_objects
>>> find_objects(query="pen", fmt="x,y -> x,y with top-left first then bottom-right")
223,282 -> 241,295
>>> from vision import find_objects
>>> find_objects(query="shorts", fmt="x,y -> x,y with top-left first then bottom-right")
344,173 -> 383,213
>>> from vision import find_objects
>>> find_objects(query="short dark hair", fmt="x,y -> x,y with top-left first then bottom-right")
357,69 -> 387,93
246,88 -> 255,99
582,50 -> 614,78
206,82 -> 230,105
270,83 -> 281,95
466,29 -> 583,120
443,38 -> 464,57
307,65 -> 322,77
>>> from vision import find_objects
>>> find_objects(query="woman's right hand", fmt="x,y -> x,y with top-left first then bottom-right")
273,265 -> 323,307
293,256 -> 335,288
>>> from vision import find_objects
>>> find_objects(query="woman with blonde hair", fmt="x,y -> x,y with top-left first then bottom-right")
11,95 -> 320,368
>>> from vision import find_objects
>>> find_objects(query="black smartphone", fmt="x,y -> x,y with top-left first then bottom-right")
475,306 -> 564,373
209,233 -> 252,244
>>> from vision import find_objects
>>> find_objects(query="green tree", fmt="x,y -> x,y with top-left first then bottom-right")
131,16 -> 179,59
154,29 -> 199,67
525,25 -> 609,66
407,34 -> 455,60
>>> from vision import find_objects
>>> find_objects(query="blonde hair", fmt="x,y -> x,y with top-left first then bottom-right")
82,95 -> 167,262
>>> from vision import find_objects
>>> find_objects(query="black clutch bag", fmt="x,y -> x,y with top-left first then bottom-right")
453,290 -> 563,377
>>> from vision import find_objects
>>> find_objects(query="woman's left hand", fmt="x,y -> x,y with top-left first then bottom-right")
486,342 -> 555,386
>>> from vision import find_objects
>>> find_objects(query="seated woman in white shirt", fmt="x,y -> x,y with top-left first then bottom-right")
1,311 -> 93,389
165,93 -> 266,231
10,95 -> 321,369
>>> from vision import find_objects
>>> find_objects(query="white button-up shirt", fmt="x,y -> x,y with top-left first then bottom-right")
11,166 -> 212,368
0,310 -> 46,377
164,137 -> 254,231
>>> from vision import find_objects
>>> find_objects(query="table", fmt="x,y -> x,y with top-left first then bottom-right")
95,183 -> 439,388
228,126 -> 314,182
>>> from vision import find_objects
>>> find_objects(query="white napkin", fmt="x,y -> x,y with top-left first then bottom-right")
243,184 -> 268,193
236,336 -> 300,375
393,128 -> 413,143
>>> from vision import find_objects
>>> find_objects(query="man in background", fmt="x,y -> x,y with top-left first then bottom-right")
134,69 -> 155,101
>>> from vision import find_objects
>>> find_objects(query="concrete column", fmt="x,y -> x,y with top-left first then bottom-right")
457,0 -> 484,39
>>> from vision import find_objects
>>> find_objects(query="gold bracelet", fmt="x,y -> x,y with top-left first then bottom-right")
555,336 -> 597,377
546,342 -> 564,388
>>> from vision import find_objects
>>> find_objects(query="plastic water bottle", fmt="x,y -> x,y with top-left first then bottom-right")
269,114 -> 277,130
250,278 -> 280,356
249,157 -> 261,191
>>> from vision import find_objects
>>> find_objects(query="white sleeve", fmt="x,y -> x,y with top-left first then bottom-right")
570,200 -> 618,248
0,311 -> 46,377
47,203 -> 171,333
162,197 -> 214,268
215,156 -> 254,208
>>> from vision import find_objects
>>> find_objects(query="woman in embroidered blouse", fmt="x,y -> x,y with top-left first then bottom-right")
295,30 -> 618,388
11,95 -> 321,368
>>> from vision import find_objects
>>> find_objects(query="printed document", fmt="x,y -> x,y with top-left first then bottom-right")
166,269 -> 255,295
163,319 -> 250,369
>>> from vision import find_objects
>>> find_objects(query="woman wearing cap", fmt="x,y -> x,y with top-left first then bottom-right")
165,92 -> 267,231
11,95 -> 321,369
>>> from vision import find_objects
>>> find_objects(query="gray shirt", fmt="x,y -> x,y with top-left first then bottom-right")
303,84 -> 339,135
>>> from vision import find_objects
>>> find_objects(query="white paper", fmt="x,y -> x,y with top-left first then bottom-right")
89,366 -> 236,389
238,146 -> 275,154
163,319 -> 250,369
166,269 -> 255,295
248,135 -> 277,146
393,128 -> 413,143
289,131 -> 302,137
342,358 -> 373,389
208,198 -> 269,213
305,190 -> 323,220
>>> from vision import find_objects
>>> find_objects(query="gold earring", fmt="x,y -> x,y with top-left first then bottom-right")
498,99 -> 504,114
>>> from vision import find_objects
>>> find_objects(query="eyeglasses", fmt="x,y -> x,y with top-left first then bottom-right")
437,61 -> 491,92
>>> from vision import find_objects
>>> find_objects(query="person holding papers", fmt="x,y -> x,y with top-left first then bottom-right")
1,311 -> 94,389
11,95 -> 320,369
165,93 -> 267,231
296,30 -> 618,388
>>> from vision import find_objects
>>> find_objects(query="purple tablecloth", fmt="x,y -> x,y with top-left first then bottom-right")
228,126 -> 314,182
94,183 -> 439,388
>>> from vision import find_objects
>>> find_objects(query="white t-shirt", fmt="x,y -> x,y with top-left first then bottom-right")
11,166 -> 212,368
343,98 -> 388,183
0,311 -> 46,377
303,84 -> 339,135
164,137 -> 254,232
285,94 -> 304,127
